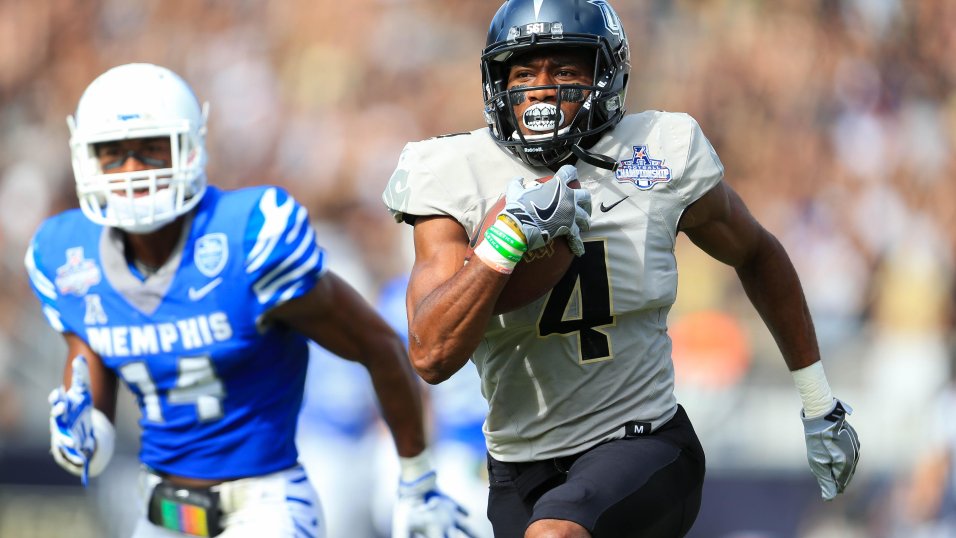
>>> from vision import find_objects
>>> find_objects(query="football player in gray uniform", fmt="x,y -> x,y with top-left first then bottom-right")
382,0 -> 860,536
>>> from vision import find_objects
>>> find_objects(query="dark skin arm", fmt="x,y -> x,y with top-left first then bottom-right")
61,333 -> 118,422
267,271 -> 426,457
679,181 -> 820,371
405,215 -> 510,384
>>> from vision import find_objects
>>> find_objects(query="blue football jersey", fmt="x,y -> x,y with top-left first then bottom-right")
25,185 -> 326,479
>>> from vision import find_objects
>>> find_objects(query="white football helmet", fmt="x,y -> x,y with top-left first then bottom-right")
68,63 -> 208,234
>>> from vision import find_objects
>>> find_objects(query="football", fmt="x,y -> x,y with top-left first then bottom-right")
466,175 -> 580,314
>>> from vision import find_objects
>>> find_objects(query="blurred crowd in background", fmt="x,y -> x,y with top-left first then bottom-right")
0,0 -> 954,537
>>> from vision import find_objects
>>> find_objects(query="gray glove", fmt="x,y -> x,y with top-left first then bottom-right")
500,164 -> 591,256
801,399 -> 860,500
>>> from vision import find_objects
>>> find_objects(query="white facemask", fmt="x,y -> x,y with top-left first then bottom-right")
104,189 -> 178,234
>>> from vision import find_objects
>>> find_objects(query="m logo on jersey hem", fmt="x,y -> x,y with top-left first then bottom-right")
624,421 -> 653,437
56,247 -> 101,296
614,146 -> 672,190
195,233 -> 228,277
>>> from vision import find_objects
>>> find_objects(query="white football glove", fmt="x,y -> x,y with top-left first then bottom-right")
500,164 -> 591,256
801,399 -> 860,500
393,470 -> 476,538
48,356 -> 114,486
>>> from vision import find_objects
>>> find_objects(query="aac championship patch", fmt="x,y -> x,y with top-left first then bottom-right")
55,247 -> 101,296
614,146 -> 672,190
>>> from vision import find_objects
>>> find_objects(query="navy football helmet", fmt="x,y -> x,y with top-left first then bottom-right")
481,0 -> 630,169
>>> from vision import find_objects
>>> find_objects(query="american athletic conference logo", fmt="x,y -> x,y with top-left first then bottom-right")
614,146 -> 672,190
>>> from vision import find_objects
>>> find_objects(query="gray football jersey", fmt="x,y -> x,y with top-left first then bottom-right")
383,111 -> 724,461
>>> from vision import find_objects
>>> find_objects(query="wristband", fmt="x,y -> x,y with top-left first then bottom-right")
486,225 -> 525,253
399,449 -> 434,483
474,218 -> 527,274
484,232 -> 523,263
51,407 -> 116,483
496,214 -> 527,243
792,361 -> 834,418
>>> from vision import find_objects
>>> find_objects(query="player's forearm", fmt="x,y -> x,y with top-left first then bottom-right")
735,230 -> 820,371
364,335 -> 427,457
408,262 -> 507,384
64,334 -> 119,421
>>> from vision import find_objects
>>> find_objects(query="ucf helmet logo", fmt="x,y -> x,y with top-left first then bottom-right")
587,0 -> 623,37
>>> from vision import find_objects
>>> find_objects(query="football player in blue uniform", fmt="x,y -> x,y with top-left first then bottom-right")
26,63 -> 472,538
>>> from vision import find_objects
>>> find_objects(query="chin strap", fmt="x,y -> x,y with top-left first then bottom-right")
571,144 -> 618,171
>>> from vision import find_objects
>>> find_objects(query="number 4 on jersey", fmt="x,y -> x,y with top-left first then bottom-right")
538,240 -> 616,362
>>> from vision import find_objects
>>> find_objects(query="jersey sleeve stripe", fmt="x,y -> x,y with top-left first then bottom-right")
252,225 -> 317,292
42,305 -> 65,332
278,283 -> 303,305
253,249 -> 321,305
246,234 -> 279,274
287,206 -> 308,245
246,188 -> 295,274
24,244 -> 57,300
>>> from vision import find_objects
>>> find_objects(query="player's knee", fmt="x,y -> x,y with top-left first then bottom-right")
526,519 -> 591,538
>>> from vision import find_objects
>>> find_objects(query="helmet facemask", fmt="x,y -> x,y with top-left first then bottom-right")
481,0 -> 630,169
486,47 -> 623,168
68,63 -> 209,234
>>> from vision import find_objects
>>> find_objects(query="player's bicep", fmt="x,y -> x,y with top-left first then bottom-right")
270,272 -> 399,363
679,181 -> 765,268
63,333 -> 118,420
266,273 -> 336,334
406,216 -> 471,322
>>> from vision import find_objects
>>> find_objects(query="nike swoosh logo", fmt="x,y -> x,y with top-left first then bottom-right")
469,227 -> 482,249
531,184 -> 563,221
600,196 -> 629,213
188,277 -> 223,301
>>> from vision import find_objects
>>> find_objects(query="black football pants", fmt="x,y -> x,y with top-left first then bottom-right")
486,405 -> 706,537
